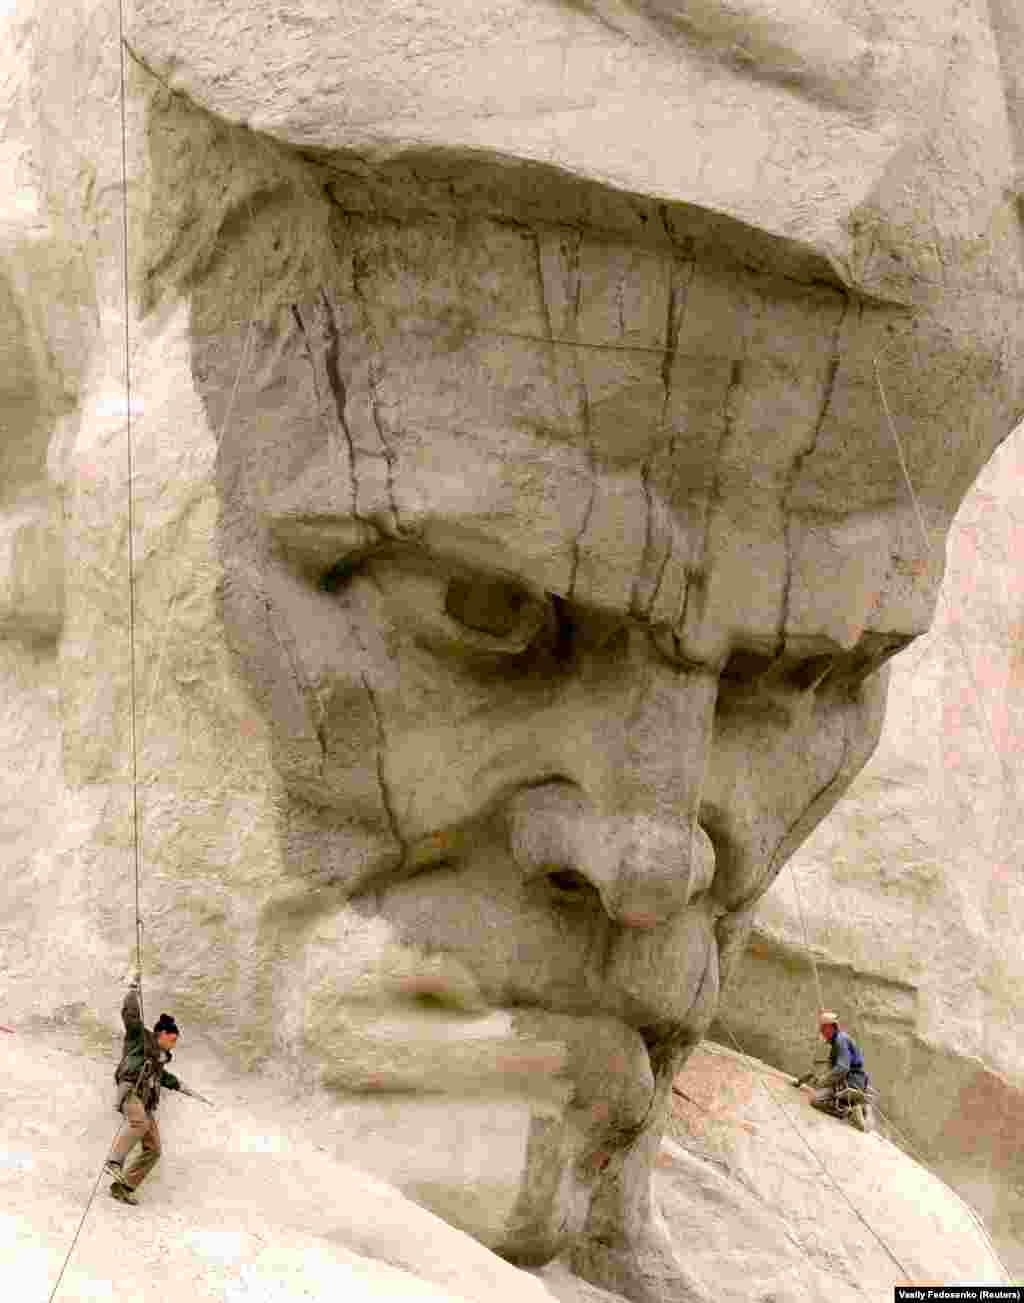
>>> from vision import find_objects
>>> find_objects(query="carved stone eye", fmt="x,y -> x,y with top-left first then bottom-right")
719,649 -> 777,685
444,575 -> 542,642
319,559 -> 359,594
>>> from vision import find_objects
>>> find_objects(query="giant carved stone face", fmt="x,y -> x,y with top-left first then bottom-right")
130,0 -> 1024,1296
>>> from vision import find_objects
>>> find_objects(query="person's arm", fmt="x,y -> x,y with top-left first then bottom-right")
823,1034 -> 852,1084
121,975 -> 143,1033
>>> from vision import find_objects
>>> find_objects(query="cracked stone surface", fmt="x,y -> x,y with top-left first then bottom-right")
1,0 -> 1024,1299
717,426 -> 1024,1280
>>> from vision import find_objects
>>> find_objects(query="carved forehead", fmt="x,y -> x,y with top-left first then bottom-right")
207,214 -> 952,659
207,210 -> 997,520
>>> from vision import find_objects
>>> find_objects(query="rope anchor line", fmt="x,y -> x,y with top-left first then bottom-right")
46,0 -> 144,1295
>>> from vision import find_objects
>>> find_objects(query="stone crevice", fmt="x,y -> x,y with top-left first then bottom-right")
533,228 -> 595,597
289,305 -> 321,407
776,293 -> 851,652
566,234 -> 596,602
641,255 -> 697,623
349,247 -> 405,536
318,289 -> 362,521
686,356 -> 745,643
358,670 -> 407,867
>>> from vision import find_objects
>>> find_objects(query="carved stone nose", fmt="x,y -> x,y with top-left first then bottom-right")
506,783 -> 715,928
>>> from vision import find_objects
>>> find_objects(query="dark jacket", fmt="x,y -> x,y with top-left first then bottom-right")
825,1027 -> 868,1090
114,986 -> 180,1112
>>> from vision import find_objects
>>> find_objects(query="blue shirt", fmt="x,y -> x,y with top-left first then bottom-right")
827,1028 -> 866,1084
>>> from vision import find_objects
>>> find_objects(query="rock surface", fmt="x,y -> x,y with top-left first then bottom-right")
1,1032 -> 1007,1303
717,425 -> 1024,1278
2,0 -> 1024,1297
0,1030 -> 559,1303
657,1044 -> 1009,1298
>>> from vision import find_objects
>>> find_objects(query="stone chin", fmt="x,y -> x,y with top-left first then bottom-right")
268,838 -> 719,1261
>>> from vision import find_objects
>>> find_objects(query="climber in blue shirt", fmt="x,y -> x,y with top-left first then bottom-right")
810,1010 -> 874,1132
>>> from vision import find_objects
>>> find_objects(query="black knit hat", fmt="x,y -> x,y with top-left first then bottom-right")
154,1013 -> 179,1036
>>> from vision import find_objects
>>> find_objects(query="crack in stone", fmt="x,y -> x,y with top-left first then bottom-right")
638,254 -> 697,622
777,293 -> 851,653
290,304 -> 320,405
678,566 -> 696,642
567,237 -> 597,601
686,355 -> 745,642
359,670 -> 407,866
532,230 -> 555,340
533,228 -> 594,597
629,281 -> 672,621
319,290 -> 361,521
349,245 -> 404,535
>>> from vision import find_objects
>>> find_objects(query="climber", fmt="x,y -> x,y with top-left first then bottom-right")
103,972 -> 187,1205
807,1010 -> 874,1132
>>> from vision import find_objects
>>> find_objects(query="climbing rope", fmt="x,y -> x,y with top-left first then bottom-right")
787,859 -> 825,1020
707,357 -> 1020,1291
44,3 -> 142,1297
874,356 -> 1022,805
112,2 -> 145,1000
727,359 -> 1018,1287
716,1020 -> 913,1282
45,1120 -> 132,1303
45,6 -> 263,1296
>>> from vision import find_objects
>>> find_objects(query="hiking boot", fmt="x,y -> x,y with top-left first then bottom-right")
103,1159 -> 123,1179
110,1181 -> 139,1205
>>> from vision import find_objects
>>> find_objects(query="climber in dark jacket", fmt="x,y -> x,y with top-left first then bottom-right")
104,974 -> 184,1204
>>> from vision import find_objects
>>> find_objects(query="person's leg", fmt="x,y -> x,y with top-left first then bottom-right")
107,1092 -> 147,1171
123,1114 -> 161,1190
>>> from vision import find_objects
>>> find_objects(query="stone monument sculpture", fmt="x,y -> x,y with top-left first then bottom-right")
2,0 -> 1022,1299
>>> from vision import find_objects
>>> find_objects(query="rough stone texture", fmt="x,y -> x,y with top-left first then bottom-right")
1,1032 -> 560,1303
717,424 -> 1024,1279
1,1032 -> 1008,1303
2,0 -> 1024,1298
658,1044 -> 1010,1296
